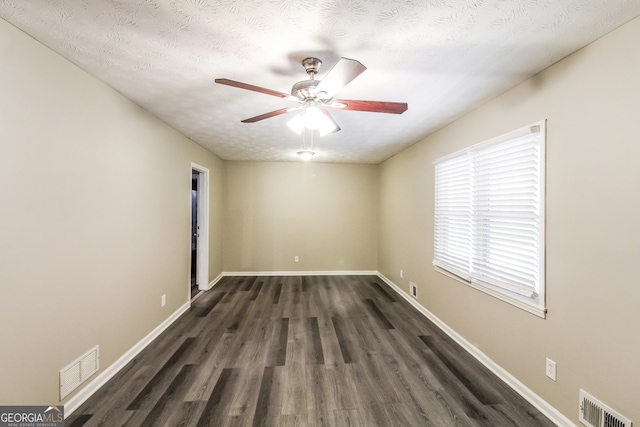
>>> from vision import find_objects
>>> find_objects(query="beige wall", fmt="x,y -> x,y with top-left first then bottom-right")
379,15 -> 640,424
223,161 -> 378,272
0,19 -> 224,405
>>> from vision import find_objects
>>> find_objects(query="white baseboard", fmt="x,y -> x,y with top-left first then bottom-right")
376,273 -> 574,427
206,272 -> 225,290
222,270 -> 378,277
63,301 -> 191,418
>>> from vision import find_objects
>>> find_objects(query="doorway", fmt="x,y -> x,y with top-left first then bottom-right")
191,171 -> 199,298
190,163 -> 209,300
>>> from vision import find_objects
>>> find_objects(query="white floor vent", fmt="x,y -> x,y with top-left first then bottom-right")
60,345 -> 99,400
579,389 -> 632,427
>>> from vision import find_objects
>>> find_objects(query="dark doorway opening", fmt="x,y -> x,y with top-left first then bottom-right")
191,170 -> 200,299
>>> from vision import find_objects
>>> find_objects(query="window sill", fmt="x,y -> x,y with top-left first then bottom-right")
434,266 -> 547,318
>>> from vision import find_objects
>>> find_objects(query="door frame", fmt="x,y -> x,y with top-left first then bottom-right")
191,163 -> 210,293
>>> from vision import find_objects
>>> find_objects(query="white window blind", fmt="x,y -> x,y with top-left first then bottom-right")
434,122 -> 545,308
434,153 -> 473,279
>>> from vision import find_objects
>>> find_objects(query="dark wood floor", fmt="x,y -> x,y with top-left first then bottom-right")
66,275 -> 555,426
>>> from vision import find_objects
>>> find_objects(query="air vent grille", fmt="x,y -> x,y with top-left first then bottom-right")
579,389 -> 632,427
60,346 -> 99,399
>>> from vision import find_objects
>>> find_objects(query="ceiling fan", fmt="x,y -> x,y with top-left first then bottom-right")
215,57 -> 408,136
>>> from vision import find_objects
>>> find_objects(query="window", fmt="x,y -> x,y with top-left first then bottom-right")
433,121 -> 546,317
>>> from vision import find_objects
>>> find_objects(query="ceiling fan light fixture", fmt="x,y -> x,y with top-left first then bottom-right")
286,103 -> 338,136
297,150 -> 315,161
302,101 -> 323,130
303,100 -> 338,136
311,110 -> 339,136
287,113 -> 304,134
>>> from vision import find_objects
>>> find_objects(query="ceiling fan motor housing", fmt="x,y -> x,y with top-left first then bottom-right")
291,79 -> 321,100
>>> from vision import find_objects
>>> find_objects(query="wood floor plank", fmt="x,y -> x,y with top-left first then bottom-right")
352,353 -> 410,405
368,279 -> 397,303
488,402 -> 556,427
272,283 -> 283,305
278,277 -> 304,319
304,364 -> 339,427
183,335 -> 232,401
224,296 -> 247,333
420,348 -> 493,424
252,366 -> 286,427
227,366 -> 263,419
325,364 -> 359,411
139,364 -> 199,426
67,275 -> 554,427
419,335 -> 501,406
281,362 -> 307,416
290,280 -> 302,305
249,281 -> 264,301
363,298 -> 395,329
360,402 -> 392,427
243,281 -> 277,322
237,276 -> 258,292
168,401 -> 207,427
279,414 -> 306,427
265,317 -> 289,367
331,316 -> 355,364
316,315 -> 343,368
383,401 -> 436,427
384,330 -> 472,426
194,291 -> 226,318
65,414 -> 92,427
196,368 -> 240,427
225,319 -> 271,369
281,319 -> 307,416
69,363 -> 155,423
301,290 -> 320,321
127,337 -> 197,411
375,288 -> 436,336
303,317 -> 325,365
333,409 -> 366,427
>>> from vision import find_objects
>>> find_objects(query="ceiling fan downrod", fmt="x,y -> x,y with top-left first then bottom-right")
291,57 -> 324,100
301,57 -> 322,79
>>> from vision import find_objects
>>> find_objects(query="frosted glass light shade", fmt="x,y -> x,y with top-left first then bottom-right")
287,103 -> 338,136
297,150 -> 315,161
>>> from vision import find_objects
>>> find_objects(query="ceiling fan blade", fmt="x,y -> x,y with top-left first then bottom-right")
215,78 -> 298,101
241,107 -> 300,123
315,58 -> 366,99
332,99 -> 408,114
320,109 -> 341,135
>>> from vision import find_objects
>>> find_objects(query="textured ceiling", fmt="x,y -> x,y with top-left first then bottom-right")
2,1 -> 639,164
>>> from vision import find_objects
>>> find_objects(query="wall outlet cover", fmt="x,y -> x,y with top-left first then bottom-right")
545,358 -> 556,381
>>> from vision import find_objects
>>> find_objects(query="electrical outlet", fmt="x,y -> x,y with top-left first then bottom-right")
400,269 -> 403,279
546,358 -> 556,381
161,294 -> 166,307
294,256 -> 299,263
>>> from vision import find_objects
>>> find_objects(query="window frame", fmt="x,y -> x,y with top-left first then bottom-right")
433,120 -> 546,318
